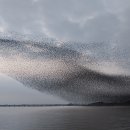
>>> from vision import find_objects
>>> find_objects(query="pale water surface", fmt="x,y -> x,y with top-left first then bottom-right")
0,106 -> 130,130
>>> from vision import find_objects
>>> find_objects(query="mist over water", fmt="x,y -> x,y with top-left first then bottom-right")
0,33 -> 130,104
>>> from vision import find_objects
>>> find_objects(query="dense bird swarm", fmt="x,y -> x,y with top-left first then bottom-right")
0,33 -> 130,104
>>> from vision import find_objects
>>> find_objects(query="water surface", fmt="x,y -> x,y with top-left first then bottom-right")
0,106 -> 130,130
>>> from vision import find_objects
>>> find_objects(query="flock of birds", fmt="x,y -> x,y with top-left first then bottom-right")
0,33 -> 130,104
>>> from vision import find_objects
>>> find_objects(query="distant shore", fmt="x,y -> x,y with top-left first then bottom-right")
0,104 -> 68,107
1,102 -> 130,107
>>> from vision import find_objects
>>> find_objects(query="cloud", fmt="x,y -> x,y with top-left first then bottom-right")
0,0 -> 130,71
0,0 -> 129,42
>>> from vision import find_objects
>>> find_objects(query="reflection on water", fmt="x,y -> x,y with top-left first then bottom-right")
0,106 -> 130,130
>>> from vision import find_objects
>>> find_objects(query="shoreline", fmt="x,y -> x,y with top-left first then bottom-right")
1,103 -> 130,107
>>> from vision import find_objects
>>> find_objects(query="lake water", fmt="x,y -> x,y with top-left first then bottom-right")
0,106 -> 130,130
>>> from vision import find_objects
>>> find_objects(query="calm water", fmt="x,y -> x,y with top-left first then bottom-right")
0,106 -> 130,130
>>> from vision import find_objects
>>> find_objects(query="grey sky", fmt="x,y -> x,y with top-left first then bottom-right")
0,0 -> 130,61
0,0 -> 130,104
0,0 -> 128,41
0,0 -> 129,42
0,74 -> 67,104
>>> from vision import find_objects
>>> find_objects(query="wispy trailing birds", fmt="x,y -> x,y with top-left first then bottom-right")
0,33 -> 130,104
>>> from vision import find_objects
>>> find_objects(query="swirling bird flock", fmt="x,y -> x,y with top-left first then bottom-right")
0,33 -> 130,104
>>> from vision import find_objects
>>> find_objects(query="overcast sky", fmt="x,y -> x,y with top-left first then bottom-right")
0,0 -> 130,62
0,0 -> 130,104
0,74 -> 67,104
0,0 -> 129,42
